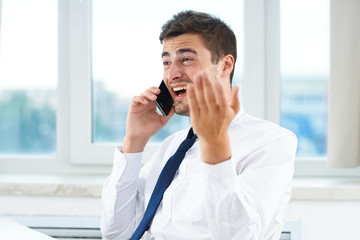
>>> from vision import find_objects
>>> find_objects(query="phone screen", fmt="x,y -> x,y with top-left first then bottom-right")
155,81 -> 174,116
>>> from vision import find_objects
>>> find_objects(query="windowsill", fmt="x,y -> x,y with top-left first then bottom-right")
1,174 -> 360,200
291,177 -> 360,201
0,174 -> 107,198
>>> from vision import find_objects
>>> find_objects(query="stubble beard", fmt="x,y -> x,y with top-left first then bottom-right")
174,100 -> 190,116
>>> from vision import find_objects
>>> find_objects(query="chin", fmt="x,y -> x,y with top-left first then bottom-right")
174,103 -> 190,116
175,111 -> 190,117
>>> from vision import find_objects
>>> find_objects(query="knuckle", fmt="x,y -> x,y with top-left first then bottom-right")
132,96 -> 139,101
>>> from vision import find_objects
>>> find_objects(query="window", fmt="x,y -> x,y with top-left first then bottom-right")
0,0 -> 57,155
280,0 -> 329,157
2,0 -> 359,176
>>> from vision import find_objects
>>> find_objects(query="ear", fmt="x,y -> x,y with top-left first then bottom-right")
220,54 -> 234,78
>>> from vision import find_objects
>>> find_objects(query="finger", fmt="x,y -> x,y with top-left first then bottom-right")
140,88 -> 160,102
214,81 -> 228,109
202,76 -> 217,111
187,84 -> 199,117
132,96 -> 149,104
230,85 -> 240,113
193,75 -> 208,112
147,86 -> 160,95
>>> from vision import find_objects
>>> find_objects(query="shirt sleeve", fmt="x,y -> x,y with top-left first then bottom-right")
199,134 -> 297,240
100,147 -> 144,240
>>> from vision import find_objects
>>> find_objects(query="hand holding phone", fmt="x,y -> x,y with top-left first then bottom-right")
155,81 -> 174,116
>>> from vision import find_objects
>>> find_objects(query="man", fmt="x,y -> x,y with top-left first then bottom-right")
101,10 -> 297,240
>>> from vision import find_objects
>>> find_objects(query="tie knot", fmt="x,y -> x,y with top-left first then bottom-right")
186,128 -> 195,139
179,130 -> 197,153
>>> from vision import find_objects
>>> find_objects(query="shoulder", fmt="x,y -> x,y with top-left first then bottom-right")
231,111 -> 296,140
229,111 -> 297,157
228,112 -> 297,175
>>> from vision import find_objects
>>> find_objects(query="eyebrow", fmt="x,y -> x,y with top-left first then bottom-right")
177,48 -> 197,55
161,48 -> 198,58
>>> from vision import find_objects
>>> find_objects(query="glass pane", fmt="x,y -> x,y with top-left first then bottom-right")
280,0 -> 329,156
0,0 -> 57,154
92,0 -> 243,143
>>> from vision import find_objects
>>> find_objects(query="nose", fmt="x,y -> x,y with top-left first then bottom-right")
164,62 -> 183,83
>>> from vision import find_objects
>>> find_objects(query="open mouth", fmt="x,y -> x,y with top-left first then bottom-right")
173,86 -> 187,96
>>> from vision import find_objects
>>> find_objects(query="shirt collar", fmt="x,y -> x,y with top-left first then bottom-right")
232,104 -> 246,123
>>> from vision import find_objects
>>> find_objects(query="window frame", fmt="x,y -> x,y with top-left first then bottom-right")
67,0 -> 160,166
1,0 -> 360,176
0,0 -> 111,174
243,0 -> 360,177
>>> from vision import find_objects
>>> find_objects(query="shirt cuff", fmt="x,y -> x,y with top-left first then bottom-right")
111,146 -> 143,184
199,159 -> 237,197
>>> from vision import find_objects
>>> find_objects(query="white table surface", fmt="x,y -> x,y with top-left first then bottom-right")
0,218 -> 55,240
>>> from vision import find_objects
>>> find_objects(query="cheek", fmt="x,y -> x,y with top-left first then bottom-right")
183,67 -> 200,80
162,72 -> 170,84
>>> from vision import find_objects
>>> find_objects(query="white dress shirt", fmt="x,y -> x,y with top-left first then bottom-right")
101,109 -> 297,240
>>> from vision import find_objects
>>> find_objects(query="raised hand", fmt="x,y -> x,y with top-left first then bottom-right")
122,87 -> 175,153
187,73 -> 240,164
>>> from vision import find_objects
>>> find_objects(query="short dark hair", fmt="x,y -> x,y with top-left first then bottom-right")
159,10 -> 237,83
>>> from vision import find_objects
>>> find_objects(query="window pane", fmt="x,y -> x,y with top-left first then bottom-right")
0,0 -> 57,154
92,1 -> 243,143
280,0 -> 329,156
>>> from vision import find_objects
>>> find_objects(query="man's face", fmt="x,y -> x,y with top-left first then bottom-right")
162,33 -> 220,116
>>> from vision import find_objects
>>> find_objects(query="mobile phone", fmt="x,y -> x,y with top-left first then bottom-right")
155,81 -> 174,116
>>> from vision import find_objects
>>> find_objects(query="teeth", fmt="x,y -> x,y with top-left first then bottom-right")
173,86 -> 187,92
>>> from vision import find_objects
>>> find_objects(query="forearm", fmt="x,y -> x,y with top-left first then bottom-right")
101,149 -> 144,239
200,135 -> 297,240
199,160 -> 261,240
101,177 -> 140,239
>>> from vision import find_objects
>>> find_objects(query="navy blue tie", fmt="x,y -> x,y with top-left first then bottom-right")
130,128 -> 197,240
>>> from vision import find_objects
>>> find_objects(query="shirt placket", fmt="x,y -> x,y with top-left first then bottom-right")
151,146 -> 195,239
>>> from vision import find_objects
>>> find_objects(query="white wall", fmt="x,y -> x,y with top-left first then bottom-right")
285,200 -> 360,240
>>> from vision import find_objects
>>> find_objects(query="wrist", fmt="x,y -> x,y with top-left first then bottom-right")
199,132 -> 231,165
121,135 -> 149,153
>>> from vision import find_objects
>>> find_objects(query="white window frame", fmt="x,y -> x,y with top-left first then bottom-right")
243,0 -> 360,177
0,0 -> 111,174
1,0 -> 360,176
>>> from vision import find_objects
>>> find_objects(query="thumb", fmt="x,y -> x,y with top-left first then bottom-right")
230,85 -> 240,113
161,106 -> 175,124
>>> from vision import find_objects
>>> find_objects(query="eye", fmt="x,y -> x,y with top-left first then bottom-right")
183,57 -> 193,64
163,61 -> 170,66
